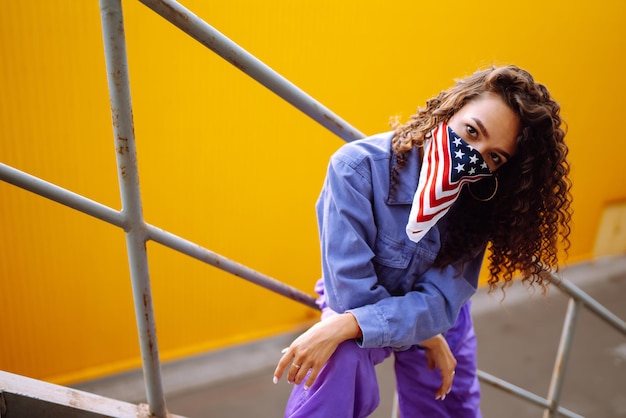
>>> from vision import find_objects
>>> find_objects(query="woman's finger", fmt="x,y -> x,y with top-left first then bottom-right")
435,369 -> 455,400
303,365 -> 321,390
273,347 -> 294,383
288,359 -> 305,383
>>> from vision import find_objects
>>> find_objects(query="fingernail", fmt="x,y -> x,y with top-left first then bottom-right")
281,347 -> 289,354
273,376 -> 278,384
435,395 -> 441,400
304,385 -> 310,390
441,395 -> 446,401
446,388 -> 451,394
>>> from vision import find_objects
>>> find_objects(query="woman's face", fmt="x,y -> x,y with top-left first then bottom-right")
448,92 -> 520,172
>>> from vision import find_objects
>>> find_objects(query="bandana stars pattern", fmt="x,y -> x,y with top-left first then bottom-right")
449,129 -> 491,182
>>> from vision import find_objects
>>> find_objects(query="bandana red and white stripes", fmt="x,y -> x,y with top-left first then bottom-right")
406,123 -> 493,243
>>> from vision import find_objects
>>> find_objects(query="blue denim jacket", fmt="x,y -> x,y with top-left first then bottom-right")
316,132 -> 484,350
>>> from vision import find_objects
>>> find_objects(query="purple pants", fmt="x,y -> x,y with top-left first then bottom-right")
284,302 -> 481,418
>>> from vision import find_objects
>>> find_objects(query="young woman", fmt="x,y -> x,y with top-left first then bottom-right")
273,65 -> 572,418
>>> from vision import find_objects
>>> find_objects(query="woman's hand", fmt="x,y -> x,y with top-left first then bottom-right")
420,334 -> 457,400
273,313 -> 361,390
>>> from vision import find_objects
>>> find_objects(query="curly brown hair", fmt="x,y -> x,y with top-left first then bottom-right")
391,65 -> 573,292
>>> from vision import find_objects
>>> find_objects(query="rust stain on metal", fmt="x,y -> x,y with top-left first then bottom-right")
67,389 -> 88,409
554,354 -> 564,376
112,68 -> 125,89
160,0 -> 190,23
322,113 -> 348,132
230,58 -> 246,72
148,335 -> 154,353
137,403 -> 152,418
201,33 -> 246,71
143,291 -> 155,353
143,292 -> 150,320
111,110 -> 120,128
226,47 -> 247,71
117,135 -> 129,155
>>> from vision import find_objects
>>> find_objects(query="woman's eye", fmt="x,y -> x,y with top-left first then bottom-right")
466,125 -> 478,136
490,152 -> 502,164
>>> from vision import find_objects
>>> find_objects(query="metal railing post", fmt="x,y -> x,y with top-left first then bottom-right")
543,298 -> 581,418
99,0 -> 167,416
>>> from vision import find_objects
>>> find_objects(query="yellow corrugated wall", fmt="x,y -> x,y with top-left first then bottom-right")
1,0 -> 624,385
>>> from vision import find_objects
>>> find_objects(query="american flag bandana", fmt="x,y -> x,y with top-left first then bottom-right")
406,122 -> 493,243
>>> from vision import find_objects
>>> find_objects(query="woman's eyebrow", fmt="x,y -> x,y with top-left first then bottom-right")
472,117 -> 489,138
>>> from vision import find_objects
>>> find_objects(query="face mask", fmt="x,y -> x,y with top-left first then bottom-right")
406,122 -> 493,243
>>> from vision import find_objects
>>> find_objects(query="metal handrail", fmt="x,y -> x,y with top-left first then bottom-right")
392,272 -> 626,418
474,272 -> 626,418
475,273 -> 625,418
478,274 -> 626,418
1,1 -> 624,417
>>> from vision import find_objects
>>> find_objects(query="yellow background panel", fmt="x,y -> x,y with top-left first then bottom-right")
1,0 -> 624,384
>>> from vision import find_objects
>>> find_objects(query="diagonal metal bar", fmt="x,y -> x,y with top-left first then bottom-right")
477,370 -> 584,418
0,163 -> 125,229
137,0 -> 366,143
146,226 -> 319,309
544,272 -> 626,335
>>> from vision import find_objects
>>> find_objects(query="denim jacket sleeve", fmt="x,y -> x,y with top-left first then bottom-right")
316,137 -> 482,349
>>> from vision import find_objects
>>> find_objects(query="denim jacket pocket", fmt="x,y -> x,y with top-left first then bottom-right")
373,232 -> 413,269
373,231 -> 441,294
